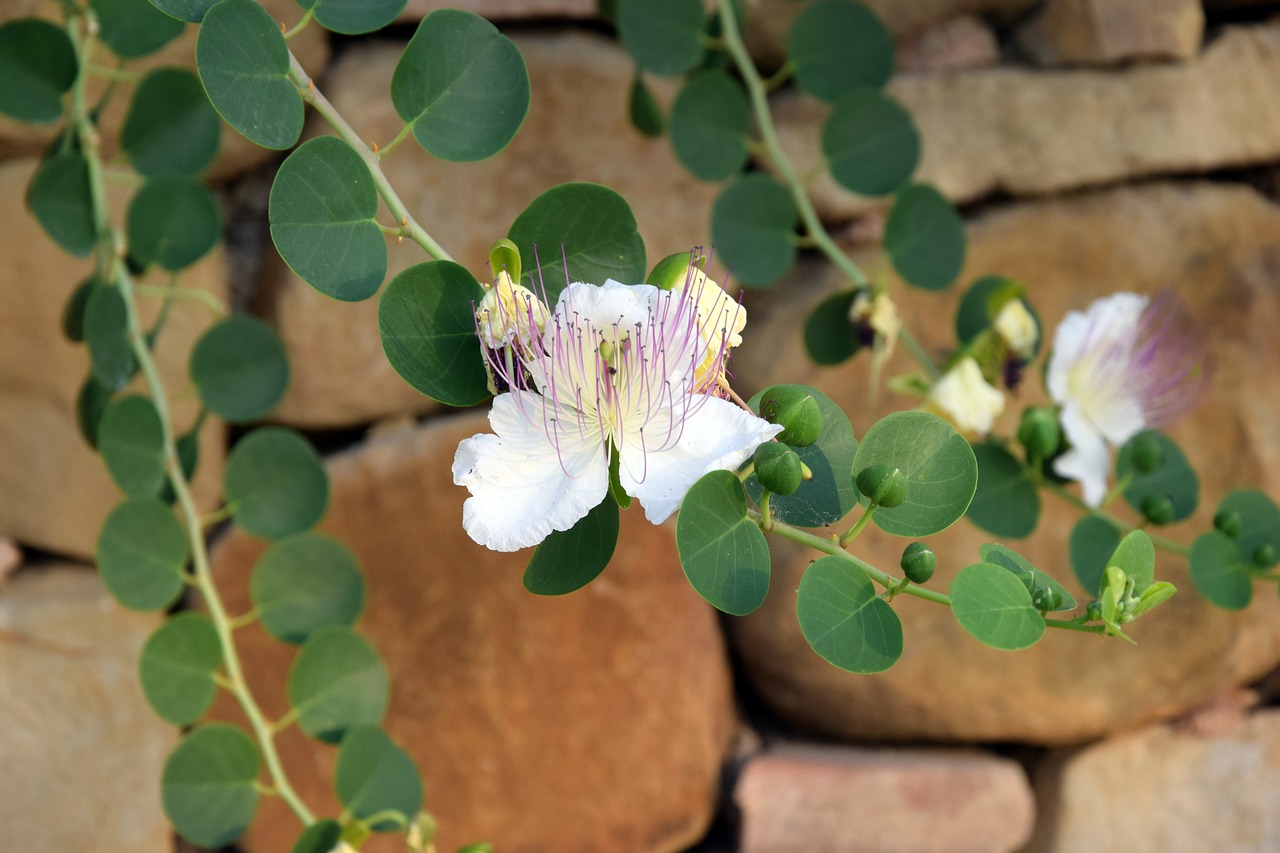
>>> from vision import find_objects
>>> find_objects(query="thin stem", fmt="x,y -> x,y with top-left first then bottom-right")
87,64 -> 141,82
135,284 -> 226,316
763,60 -> 794,93
1043,481 -> 1190,558
1100,471 -> 1134,509
226,607 -> 262,631
737,461 -> 755,482
838,504 -> 876,547
759,489 -> 774,530
898,327 -> 940,380
271,705 -> 302,735
377,122 -> 414,159
1043,617 -> 1107,635
283,8 -> 313,39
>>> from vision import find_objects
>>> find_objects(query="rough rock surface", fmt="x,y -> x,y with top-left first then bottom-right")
401,0 -> 597,20
736,743 -> 1035,853
0,565 -> 173,851
1028,710 -> 1280,852
1014,0 -> 1204,66
897,14 -> 1001,74
0,159 -> 224,559
209,414 -> 735,852
729,182 -> 1280,744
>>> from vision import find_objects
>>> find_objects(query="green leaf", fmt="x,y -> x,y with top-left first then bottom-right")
954,275 -> 1038,354
296,0 -> 406,35
77,374 -> 114,448
84,285 -> 138,391
803,291 -> 863,365
98,394 -> 167,497
746,386 -> 859,527
148,0 -> 218,23
1069,515 -> 1123,597
251,532 -> 364,643
1190,530 -> 1252,610
523,496 -> 619,595
851,411 -> 977,537
291,821 -> 343,853
884,183 -> 966,291
710,173 -> 797,288
1108,529 -> 1156,594
822,89 -> 919,197
96,497 -> 188,611
966,442 -> 1039,538
127,176 -> 221,271
392,9 -> 530,162
787,0 -> 894,102
507,182 -> 646,304
270,136 -> 386,301
628,73 -> 664,137
335,727 -> 424,832
122,68 -> 220,177
91,0 -> 185,59
138,612 -> 223,725
796,556 -> 902,673
675,470 -> 770,616
162,724 -> 259,848
196,0 -> 304,150
288,627 -> 389,743
224,426 -> 329,539
616,0 -> 704,77
190,314 -> 290,422
1116,430 -> 1198,523
1131,581 -> 1177,618
950,561 -> 1046,650
1216,490 -> 1280,566
668,69 -> 750,181
27,150 -> 95,256
378,260 -> 490,406
0,19 -> 77,123
978,543 -> 1077,612
63,276 -> 103,342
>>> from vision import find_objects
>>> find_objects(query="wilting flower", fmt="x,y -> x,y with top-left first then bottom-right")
994,299 -> 1039,360
927,356 -> 1005,434
850,290 -> 901,363
453,277 -> 781,552
1047,291 -> 1212,506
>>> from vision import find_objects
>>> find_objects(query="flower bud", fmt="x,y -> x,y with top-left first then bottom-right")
1085,600 -> 1103,622
1128,433 -> 1163,473
1214,510 -> 1243,539
1032,586 -> 1064,612
900,542 -> 935,584
1253,543 -> 1278,569
759,385 -> 822,447
648,251 -> 699,290
754,442 -> 803,496
1017,406 -> 1061,460
855,464 -> 907,508
1140,494 -> 1176,526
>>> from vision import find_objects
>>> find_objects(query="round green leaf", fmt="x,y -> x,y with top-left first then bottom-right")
27,150 -> 95,256
98,394 -> 167,497
796,555 -> 903,673
524,496 -> 619,595
287,627 -> 389,743
978,543 -> 1077,612
127,176 -> 221,271
378,260 -> 490,406
122,68 -> 220,176
950,561 -> 1046,650
77,374 -> 114,449
296,0 -> 406,34
96,497 -> 189,610
224,427 -> 328,539
710,173 -> 797,288
1190,530 -> 1253,610
270,136 -> 386,301
803,290 -> 863,365
746,386 -> 859,527
966,441 -> 1039,538
196,0 -> 304,150
675,470 -> 771,616
1116,430 -> 1198,523
617,0 -> 705,76
84,285 -> 138,391
628,73 -> 664,137
1217,490 -> 1280,565
851,411 -> 978,537
787,0 -> 894,102
63,276 -> 103,342
291,820 -> 343,853
822,89 -> 919,197
139,612 -> 223,725
392,9 -> 530,162
884,183 -> 966,291
507,182 -> 646,304
162,724 -> 260,848
251,532 -> 364,643
1107,529 -> 1156,593
148,0 -> 218,22
669,69 -> 751,181
335,727 -> 424,832
1069,515 -> 1122,596
190,314 -> 290,422
0,19 -> 77,123
91,0 -> 185,59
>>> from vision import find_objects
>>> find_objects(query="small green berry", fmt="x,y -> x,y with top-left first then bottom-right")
1128,433 -> 1163,474
1017,406 -> 1061,460
900,542 -> 935,584
1214,510 -> 1244,539
1140,494 -> 1176,526
1253,543 -> 1278,569
754,442 -> 803,496
855,464 -> 907,509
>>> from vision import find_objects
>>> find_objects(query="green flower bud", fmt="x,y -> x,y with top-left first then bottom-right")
1017,406 -> 1061,460
1129,433 -> 1163,473
647,251 -> 703,290
1214,510 -> 1244,539
900,542 -> 935,584
1085,600 -> 1103,622
754,442 -> 803,496
1032,586 -> 1064,612
1140,494 -> 1176,526
759,385 -> 822,447
487,238 -> 521,284
855,464 -> 907,508
1253,543 -> 1278,569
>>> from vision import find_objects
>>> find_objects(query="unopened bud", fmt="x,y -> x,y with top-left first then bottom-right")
648,251 -> 699,290
900,542 -> 935,584
1032,586 -> 1064,612
855,464 -> 907,508
759,385 -> 822,447
1129,433 -> 1163,474
1253,543 -> 1278,569
1140,494 -> 1176,526
1085,600 -> 1103,622
754,442 -> 803,496
1214,510 -> 1243,539
1017,407 -> 1061,460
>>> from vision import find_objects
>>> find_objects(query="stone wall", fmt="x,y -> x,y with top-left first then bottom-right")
4,0 -> 1280,851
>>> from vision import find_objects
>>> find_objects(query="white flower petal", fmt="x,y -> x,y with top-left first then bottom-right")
1054,402 -> 1112,507
928,357 -> 1005,435
1047,292 -> 1147,405
452,393 -> 608,551
618,396 -> 782,524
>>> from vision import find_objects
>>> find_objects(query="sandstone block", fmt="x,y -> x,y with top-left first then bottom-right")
897,14 -> 1000,74
1015,0 -> 1204,66
400,0 -> 596,21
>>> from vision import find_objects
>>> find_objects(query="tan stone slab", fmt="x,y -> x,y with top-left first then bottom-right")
400,0 -> 597,20
209,413 -> 735,852
1015,0 -> 1204,66
728,182 -> 1280,744
0,564 -> 174,851
0,158 -> 224,559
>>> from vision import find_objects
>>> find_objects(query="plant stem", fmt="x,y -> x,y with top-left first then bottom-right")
378,122 -> 414,158
135,284 -> 226,316
838,504 -> 875,547
283,8 -> 313,39
1043,481 -> 1191,558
